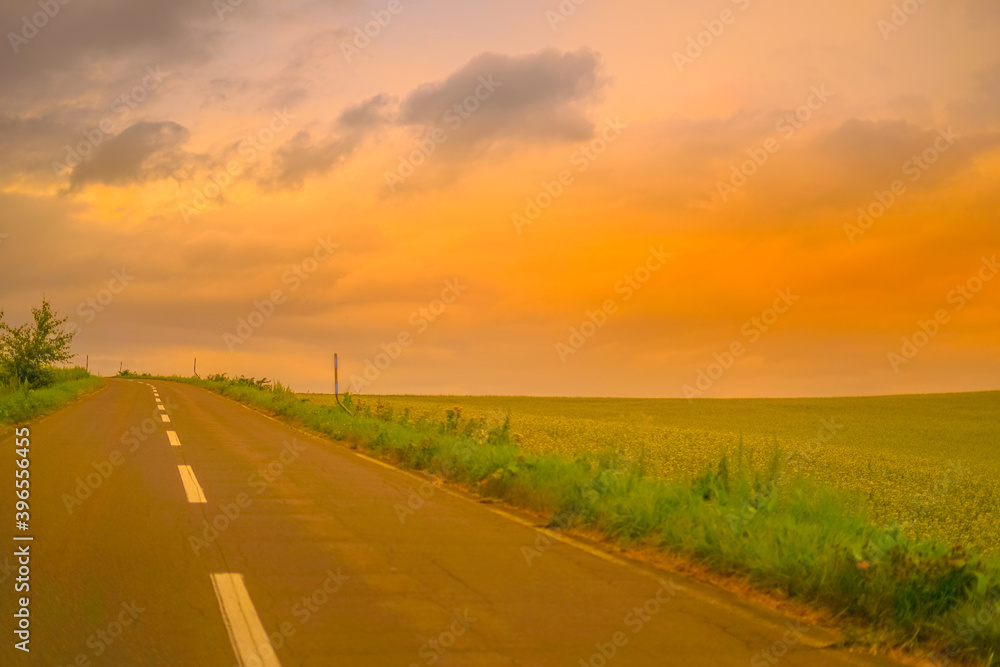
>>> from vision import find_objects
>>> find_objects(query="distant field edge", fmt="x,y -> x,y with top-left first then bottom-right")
294,389 -> 1000,402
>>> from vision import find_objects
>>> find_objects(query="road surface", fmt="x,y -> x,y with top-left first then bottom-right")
1,379 -> 904,666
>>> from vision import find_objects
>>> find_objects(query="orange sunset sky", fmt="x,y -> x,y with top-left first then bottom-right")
1,0 -> 998,397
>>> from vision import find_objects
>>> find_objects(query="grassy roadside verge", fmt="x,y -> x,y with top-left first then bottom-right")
0,367 -> 103,425
150,374 -> 999,665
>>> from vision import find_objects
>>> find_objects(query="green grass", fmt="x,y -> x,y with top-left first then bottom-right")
310,393 -> 1000,558
0,367 -> 104,425
147,375 -> 998,664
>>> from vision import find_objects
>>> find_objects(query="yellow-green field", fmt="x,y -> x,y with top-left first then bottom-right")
300,391 -> 1000,555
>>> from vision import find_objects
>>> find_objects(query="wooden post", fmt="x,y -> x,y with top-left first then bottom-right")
86,355 -> 89,372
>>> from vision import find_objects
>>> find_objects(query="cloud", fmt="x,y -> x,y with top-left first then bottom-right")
806,119 -> 994,194
336,93 -> 395,129
0,0 -> 215,98
0,112 -> 74,180
715,118 -> 998,217
397,48 -> 607,151
267,130 -> 362,189
264,94 -> 392,189
813,119 -> 936,182
68,121 -> 193,190
258,27 -> 353,112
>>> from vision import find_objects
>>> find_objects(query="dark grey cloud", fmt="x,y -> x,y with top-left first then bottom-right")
0,0 -> 215,98
264,94 -> 392,189
0,112 -> 74,178
397,48 -> 606,150
336,94 -> 395,129
267,129 -> 362,189
68,121 -> 194,190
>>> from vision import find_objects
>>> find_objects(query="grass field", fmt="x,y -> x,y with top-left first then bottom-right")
301,391 -> 1000,557
0,367 -> 103,425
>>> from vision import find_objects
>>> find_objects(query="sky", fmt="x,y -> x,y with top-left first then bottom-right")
1,0 -> 998,397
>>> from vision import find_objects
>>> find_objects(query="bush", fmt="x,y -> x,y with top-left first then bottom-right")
0,299 -> 76,388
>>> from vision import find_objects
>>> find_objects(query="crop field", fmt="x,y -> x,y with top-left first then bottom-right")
300,391 -> 1000,556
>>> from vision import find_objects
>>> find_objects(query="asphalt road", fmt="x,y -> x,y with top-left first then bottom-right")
1,379 -> 906,666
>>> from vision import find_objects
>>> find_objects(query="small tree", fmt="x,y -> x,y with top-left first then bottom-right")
0,299 -> 76,388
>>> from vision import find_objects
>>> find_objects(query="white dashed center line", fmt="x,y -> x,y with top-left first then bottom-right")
177,465 -> 206,503
166,431 -> 182,448
211,573 -> 282,667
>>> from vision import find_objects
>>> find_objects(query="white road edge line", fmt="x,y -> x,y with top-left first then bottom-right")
166,431 -> 182,448
211,573 -> 282,667
177,465 -> 207,503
